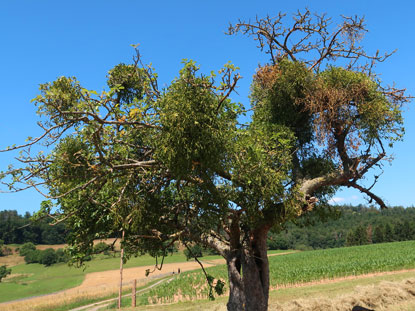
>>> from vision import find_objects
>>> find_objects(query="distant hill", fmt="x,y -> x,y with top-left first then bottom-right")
268,204 -> 415,250
3,205 -> 414,251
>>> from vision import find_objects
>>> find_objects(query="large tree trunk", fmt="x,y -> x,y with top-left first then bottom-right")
226,249 -> 245,310
226,226 -> 270,311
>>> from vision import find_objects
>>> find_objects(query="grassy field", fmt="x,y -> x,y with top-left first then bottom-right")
139,241 -> 415,305
0,251 -> 193,303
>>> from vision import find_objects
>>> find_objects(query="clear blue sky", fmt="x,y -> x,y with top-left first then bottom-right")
0,0 -> 414,215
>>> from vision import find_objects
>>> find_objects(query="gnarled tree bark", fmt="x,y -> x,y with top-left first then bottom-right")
223,222 -> 271,311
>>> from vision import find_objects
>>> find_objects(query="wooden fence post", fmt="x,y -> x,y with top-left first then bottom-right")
118,230 -> 125,309
132,279 -> 137,307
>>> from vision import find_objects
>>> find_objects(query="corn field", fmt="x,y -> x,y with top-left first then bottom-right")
142,241 -> 415,305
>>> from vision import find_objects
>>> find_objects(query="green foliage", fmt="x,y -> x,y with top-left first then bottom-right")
155,60 -> 239,179
0,265 -> 11,282
19,242 -> 36,257
107,63 -> 146,104
252,59 -> 314,148
39,248 -> 58,266
35,77 -> 83,124
24,249 -> 42,264
184,244 -> 203,261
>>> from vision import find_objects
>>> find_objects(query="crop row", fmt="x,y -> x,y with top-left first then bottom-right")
140,240 -> 415,305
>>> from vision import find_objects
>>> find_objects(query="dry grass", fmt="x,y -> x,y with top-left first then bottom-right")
35,244 -> 66,250
268,278 -> 415,310
0,253 -> 25,267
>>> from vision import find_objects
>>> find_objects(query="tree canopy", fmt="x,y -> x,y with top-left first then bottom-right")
0,9 -> 410,311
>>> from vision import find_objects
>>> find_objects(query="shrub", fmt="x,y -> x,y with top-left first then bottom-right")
0,265 -> 11,282
24,249 -> 42,264
19,242 -> 36,257
40,248 -> 58,266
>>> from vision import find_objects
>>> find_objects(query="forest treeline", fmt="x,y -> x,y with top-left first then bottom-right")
268,205 -> 415,250
2,205 -> 415,250
0,210 -> 66,245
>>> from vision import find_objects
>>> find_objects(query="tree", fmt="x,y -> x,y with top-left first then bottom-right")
384,223 -> 395,242
0,9 -> 409,311
373,224 -> 385,243
0,240 -> 4,257
346,229 -> 357,246
0,265 -> 11,282
366,224 -> 373,244
353,225 -> 369,245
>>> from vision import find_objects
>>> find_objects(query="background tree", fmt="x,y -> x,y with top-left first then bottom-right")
373,224 -> 385,243
0,240 -> 4,257
0,9 -> 409,311
0,210 -> 67,245
384,223 -> 395,242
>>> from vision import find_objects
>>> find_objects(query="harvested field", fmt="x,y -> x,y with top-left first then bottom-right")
269,278 -> 415,311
